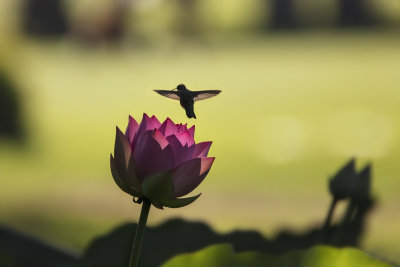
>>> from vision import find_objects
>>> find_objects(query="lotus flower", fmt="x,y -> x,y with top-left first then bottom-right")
110,114 -> 215,209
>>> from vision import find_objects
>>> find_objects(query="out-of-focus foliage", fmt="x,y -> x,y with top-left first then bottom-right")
80,159 -> 375,266
0,225 -> 78,267
21,0 -> 68,37
13,0 -> 400,43
0,69 -> 24,140
162,244 -> 393,267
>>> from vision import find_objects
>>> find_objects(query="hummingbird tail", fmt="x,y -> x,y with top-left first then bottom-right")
185,107 -> 196,119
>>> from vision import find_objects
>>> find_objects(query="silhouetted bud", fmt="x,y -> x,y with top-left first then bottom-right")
329,159 -> 357,200
352,164 -> 371,201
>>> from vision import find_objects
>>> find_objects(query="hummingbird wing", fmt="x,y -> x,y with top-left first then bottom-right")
154,90 -> 180,100
192,90 -> 221,101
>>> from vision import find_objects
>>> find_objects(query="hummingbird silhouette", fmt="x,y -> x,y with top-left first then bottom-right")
154,84 -> 221,119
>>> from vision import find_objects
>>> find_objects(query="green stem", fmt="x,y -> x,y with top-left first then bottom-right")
129,198 -> 151,267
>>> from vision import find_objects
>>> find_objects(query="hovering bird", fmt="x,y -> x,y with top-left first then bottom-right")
154,84 -> 221,119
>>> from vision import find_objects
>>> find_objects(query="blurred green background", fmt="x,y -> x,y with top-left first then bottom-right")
1,0 -> 399,264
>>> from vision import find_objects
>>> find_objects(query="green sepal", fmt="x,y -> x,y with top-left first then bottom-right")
142,172 -> 174,204
161,193 -> 201,208
110,154 -> 142,198
149,199 -> 164,210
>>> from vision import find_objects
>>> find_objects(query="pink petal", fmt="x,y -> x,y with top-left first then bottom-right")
114,127 -> 132,170
166,134 -> 195,167
159,118 -> 178,137
174,131 -> 195,147
193,142 -> 212,158
134,130 -> 174,181
150,115 -> 162,128
152,129 -> 169,149
177,123 -> 187,132
125,115 -> 139,145
133,114 -> 162,147
200,157 -> 215,175
172,157 -> 214,197
188,125 -> 195,138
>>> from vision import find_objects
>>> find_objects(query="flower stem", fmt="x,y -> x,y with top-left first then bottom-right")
334,199 -> 357,245
129,198 -> 151,267
323,197 -> 338,231
319,197 -> 338,243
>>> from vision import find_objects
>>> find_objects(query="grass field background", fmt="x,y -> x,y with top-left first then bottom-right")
1,2 -> 400,264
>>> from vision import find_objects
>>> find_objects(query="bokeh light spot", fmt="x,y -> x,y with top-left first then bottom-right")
257,116 -> 308,164
322,109 -> 394,158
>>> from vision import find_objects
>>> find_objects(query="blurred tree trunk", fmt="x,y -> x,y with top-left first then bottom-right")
337,0 -> 374,27
270,0 -> 296,29
0,70 -> 23,140
175,0 -> 201,38
21,0 -> 68,37
70,0 -> 135,45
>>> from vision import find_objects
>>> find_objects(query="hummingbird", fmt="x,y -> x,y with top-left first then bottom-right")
154,84 -> 221,119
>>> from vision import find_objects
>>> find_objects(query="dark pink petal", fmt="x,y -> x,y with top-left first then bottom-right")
110,154 -> 142,197
150,115 -> 162,128
200,157 -> 215,175
152,129 -> 169,149
172,157 -> 215,197
133,114 -> 162,147
134,130 -> 175,181
188,125 -> 195,138
125,115 -> 139,145
166,134 -> 195,167
114,127 -> 132,172
174,131 -> 195,147
177,123 -> 187,132
126,153 -> 142,190
193,142 -> 212,158
159,118 -> 178,137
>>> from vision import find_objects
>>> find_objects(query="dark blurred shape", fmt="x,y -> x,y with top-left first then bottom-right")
269,0 -> 296,30
21,0 -> 68,37
82,204 -> 374,267
0,70 -> 24,141
82,218 -> 269,267
352,164 -> 371,201
329,158 -> 357,201
250,160 -> 375,251
0,160 -> 377,266
276,198 -> 375,251
337,0 -> 375,27
70,0 -> 133,45
321,159 -> 357,234
0,225 -> 78,267
173,0 -> 203,40
331,164 -> 374,246
321,160 -> 375,247
83,159 -> 376,266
